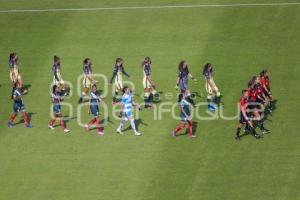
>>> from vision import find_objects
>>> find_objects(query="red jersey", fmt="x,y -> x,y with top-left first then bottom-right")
239,97 -> 248,112
248,88 -> 256,101
261,76 -> 270,90
255,85 -> 263,98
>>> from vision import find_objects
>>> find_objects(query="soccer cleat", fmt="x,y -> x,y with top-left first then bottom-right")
7,122 -> 13,128
235,136 -> 241,140
262,128 -> 270,134
134,132 -> 142,136
97,131 -> 104,136
189,134 -> 196,138
26,124 -> 33,128
64,128 -> 70,133
48,125 -> 55,130
116,129 -> 123,135
84,124 -> 90,132
172,131 -> 176,137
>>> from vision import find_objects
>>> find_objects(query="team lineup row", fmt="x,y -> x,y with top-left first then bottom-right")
7,52 -> 274,139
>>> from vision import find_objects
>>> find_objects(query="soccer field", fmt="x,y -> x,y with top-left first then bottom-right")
0,0 -> 299,200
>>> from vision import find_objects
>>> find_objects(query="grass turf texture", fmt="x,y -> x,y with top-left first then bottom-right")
0,0 -> 299,199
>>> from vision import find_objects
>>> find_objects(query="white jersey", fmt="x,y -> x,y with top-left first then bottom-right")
121,93 -> 133,113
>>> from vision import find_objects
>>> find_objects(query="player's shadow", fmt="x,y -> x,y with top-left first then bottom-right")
122,118 -> 148,132
14,112 -> 36,125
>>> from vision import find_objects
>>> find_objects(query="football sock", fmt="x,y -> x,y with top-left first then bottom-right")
130,119 -> 137,132
49,118 -> 56,126
188,120 -> 193,135
21,112 -> 29,125
60,117 -> 66,129
118,120 -> 125,130
9,113 -> 17,123
236,127 -> 241,137
88,118 -> 96,127
175,123 -> 186,133
96,117 -> 102,131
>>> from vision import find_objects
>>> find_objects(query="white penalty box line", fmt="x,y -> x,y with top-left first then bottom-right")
0,2 -> 300,13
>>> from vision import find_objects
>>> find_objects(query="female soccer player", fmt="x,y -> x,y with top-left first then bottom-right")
84,84 -> 104,135
247,76 -> 270,134
260,69 -> 274,110
79,58 -> 96,104
9,52 -> 27,94
7,83 -> 32,128
116,86 -> 141,136
142,57 -> 157,108
110,58 -> 130,104
203,63 -> 221,111
48,85 -> 70,133
52,56 -> 69,96
172,90 -> 196,138
235,90 -> 260,140
175,61 -> 197,106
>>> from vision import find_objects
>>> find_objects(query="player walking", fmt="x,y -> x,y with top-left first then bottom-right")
175,60 -> 197,106
84,84 -> 104,135
110,58 -> 131,104
52,56 -> 69,96
203,63 -> 221,112
235,90 -> 260,140
7,83 -> 32,128
260,70 -> 274,111
142,57 -> 157,108
79,58 -> 96,104
9,52 -> 27,94
172,90 -> 196,138
48,85 -> 70,133
248,76 -> 270,134
116,86 -> 141,136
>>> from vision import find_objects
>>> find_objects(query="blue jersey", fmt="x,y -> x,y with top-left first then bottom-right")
9,58 -> 17,69
83,64 -> 92,75
12,89 -> 25,113
52,93 -> 62,114
203,65 -> 213,79
178,67 -> 189,84
143,64 -> 151,76
110,64 -> 130,83
121,93 -> 133,115
180,98 -> 191,120
90,92 -> 100,117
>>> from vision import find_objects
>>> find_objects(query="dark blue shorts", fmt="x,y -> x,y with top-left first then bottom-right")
90,105 -> 99,117
53,104 -> 61,114
13,102 -> 25,113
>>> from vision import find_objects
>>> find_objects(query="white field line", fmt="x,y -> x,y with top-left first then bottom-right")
0,2 -> 300,13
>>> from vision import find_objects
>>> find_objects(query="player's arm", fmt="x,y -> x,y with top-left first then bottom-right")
122,68 -> 130,78
175,76 -> 180,89
110,67 -> 117,84
241,106 -> 253,128
188,73 -> 197,81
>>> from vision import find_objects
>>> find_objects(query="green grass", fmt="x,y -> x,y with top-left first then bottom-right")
0,1 -> 299,200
